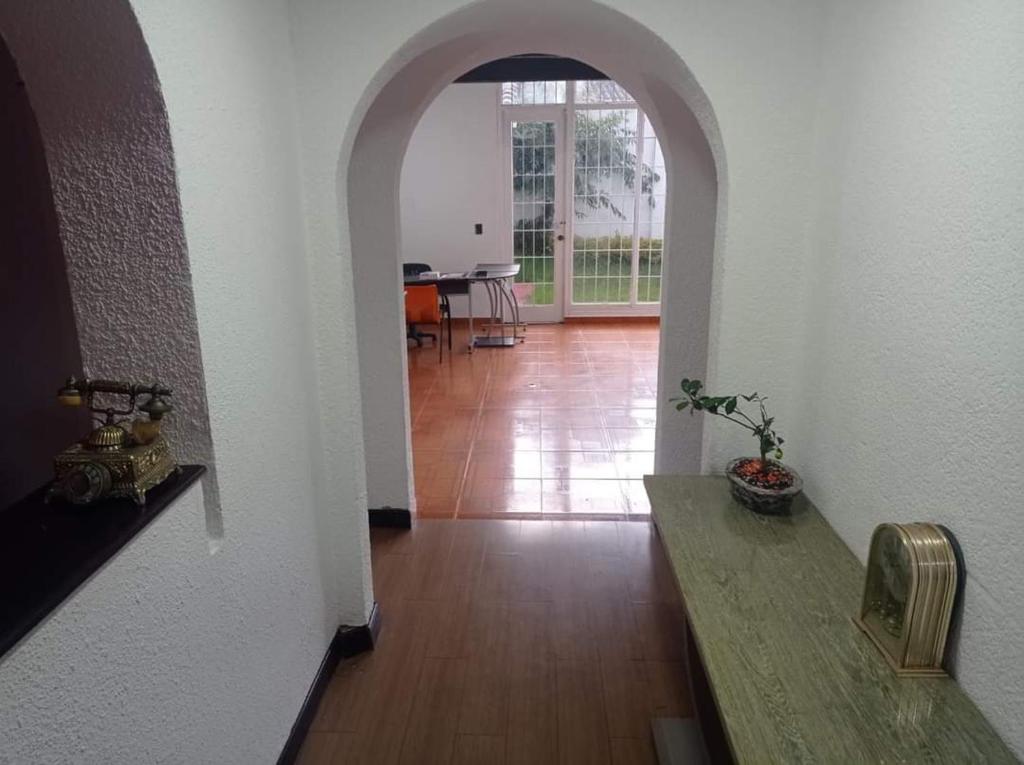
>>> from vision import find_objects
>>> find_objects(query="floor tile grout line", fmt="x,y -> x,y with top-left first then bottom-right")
451,346 -> 494,520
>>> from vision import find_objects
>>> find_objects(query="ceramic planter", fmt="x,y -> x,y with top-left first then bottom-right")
725,458 -> 803,515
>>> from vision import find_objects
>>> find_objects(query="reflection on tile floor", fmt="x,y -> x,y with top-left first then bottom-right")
408,321 -> 660,520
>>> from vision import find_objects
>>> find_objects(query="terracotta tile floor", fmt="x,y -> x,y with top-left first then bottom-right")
297,518 -> 691,764
408,322 -> 661,520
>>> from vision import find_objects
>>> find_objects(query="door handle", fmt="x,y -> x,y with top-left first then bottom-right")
556,234 -> 565,241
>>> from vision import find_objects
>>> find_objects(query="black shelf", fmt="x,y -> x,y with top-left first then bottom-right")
0,464 -> 205,660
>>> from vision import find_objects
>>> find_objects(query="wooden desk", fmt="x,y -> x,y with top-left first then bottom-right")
644,475 -> 1015,764
402,273 -> 470,294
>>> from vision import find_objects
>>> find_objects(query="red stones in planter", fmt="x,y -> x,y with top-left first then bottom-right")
725,458 -> 803,516
730,458 -> 795,490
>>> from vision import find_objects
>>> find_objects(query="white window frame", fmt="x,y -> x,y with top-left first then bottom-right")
500,80 -> 663,319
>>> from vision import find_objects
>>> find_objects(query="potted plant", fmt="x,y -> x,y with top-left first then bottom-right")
672,379 -> 802,514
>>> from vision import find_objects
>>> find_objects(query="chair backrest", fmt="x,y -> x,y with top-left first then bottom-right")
404,285 -> 441,324
403,262 -> 433,277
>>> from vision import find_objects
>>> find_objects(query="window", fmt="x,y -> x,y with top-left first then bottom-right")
574,79 -> 633,105
501,80 -> 567,105
501,79 -> 666,312
572,108 -> 638,304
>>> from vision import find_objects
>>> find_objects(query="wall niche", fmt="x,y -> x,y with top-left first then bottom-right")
0,38 -> 88,507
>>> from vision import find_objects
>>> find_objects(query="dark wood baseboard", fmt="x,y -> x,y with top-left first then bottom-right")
336,599 -> 383,657
368,506 -> 412,528
277,602 -> 381,765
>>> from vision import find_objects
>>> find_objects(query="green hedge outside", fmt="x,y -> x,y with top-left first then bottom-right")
512,236 -> 664,305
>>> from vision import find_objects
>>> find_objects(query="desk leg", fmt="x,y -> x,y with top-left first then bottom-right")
508,279 -> 520,341
509,279 -> 523,341
497,281 -> 506,341
498,279 -> 515,342
488,281 -> 499,337
467,284 -> 474,353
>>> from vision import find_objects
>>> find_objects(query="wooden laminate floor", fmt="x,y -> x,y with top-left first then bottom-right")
297,518 -> 692,764
407,321 -> 660,520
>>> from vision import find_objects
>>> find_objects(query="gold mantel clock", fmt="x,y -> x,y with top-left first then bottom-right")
855,522 -> 961,677
46,376 -> 179,507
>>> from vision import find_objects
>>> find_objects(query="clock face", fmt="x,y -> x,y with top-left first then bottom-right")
879,533 -> 910,636
865,527 -> 911,647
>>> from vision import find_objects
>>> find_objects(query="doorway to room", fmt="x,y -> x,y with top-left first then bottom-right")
345,3 -> 722,523
401,68 -> 666,520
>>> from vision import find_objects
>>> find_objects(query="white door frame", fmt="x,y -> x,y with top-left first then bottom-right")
500,105 -> 568,323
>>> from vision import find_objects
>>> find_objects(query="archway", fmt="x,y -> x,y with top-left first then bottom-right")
343,0 -> 725,515
0,1 -> 219,532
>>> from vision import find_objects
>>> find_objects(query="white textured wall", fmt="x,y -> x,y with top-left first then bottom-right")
2,0 -> 372,762
0,485 -> 323,764
793,0 -> 1024,754
401,83 -> 502,317
129,0 -> 372,620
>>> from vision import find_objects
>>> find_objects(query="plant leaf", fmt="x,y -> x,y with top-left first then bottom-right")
725,397 -> 737,414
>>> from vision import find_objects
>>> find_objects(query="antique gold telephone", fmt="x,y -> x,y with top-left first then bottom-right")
46,376 -> 179,506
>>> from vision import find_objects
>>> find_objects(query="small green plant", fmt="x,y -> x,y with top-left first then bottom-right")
672,379 -> 784,470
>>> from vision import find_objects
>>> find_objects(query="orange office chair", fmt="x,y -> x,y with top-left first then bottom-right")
405,285 -> 446,362
404,262 -> 452,352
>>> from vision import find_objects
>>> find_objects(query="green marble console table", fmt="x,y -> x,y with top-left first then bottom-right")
644,475 -> 1016,764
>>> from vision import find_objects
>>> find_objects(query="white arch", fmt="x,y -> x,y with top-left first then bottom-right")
341,0 -> 726,512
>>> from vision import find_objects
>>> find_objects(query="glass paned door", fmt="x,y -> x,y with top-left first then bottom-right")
567,101 -> 665,314
506,111 -> 564,322
571,108 -> 638,305
500,81 -> 665,320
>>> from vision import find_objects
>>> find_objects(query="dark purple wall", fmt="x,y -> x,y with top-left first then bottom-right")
1,38 -> 88,507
